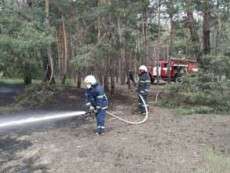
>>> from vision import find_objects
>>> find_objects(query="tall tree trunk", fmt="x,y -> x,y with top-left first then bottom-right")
77,71 -> 81,88
61,15 -> 68,84
169,5 -> 176,56
203,0 -> 210,54
117,16 -> 123,85
104,74 -> 109,92
45,0 -> 55,84
110,74 -> 115,95
156,0 -> 161,84
120,48 -> 126,85
97,0 -> 104,87
143,8 -> 148,64
98,69 -> 103,84
168,11 -> 175,83
185,0 -> 201,62
24,62 -> 32,85
215,1 -> 221,55
110,57 -> 115,95
56,27 -> 62,79
104,53 -> 110,91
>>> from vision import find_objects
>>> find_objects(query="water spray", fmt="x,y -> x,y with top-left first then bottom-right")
0,94 -> 149,129
0,111 -> 86,128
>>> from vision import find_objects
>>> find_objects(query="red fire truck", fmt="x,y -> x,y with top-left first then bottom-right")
148,58 -> 198,83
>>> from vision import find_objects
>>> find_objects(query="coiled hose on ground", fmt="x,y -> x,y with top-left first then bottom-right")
106,94 -> 149,125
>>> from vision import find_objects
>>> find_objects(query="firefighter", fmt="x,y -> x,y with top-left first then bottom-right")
137,65 -> 151,113
127,70 -> 136,87
84,75 -> 108,135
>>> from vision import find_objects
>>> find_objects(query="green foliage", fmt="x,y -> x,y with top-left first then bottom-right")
0,1 -> 54,80
161,54 -> 230,114
202,55 -> 230,78
176,106 -> 214,115
71,0 -> 152,69
1,0 -> 230,90
0,78 -> 24,85
71,44 -> 95,69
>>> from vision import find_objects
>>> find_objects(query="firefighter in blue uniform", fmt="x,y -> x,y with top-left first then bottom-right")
137,65 -> 151,113
84,75 -> 108,135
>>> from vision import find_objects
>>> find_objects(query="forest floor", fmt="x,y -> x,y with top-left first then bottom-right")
0,83 -> 230,173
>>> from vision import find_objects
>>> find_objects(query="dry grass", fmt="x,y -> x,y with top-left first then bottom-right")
0,105 -> 23,114
195,149 -> 230,173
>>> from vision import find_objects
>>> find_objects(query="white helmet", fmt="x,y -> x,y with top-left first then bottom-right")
139,65 -> 148,72
84,75 -> 97,88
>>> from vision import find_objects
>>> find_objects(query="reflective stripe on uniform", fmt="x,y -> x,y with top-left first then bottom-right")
104,94 -> 108,101
97,126 -> 105,129
86,102 -> 91,106
97,94 -> 106,99
102,106 -> 108,110
140,80 -> 151,83
96,106 -> 108,110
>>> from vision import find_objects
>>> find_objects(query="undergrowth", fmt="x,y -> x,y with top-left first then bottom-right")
16,83 -> 65,108
159,72 -> 230,114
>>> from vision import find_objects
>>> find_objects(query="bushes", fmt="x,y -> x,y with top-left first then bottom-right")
16,84 -> 64,108
161,55 -> 230,114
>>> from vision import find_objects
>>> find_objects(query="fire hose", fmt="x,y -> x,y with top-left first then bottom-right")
0,95 -> 148,129
106,94 -> 149,125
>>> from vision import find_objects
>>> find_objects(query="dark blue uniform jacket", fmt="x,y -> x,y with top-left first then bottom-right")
85,84 -> 108,111
137,72 -> 151,95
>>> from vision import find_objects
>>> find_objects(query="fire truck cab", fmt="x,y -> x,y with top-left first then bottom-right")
148,58 -> 198,83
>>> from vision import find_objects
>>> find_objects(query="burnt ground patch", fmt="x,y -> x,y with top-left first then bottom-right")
0,82 -> 24,106
1,84 -> 230,172
0,134 -> 49,173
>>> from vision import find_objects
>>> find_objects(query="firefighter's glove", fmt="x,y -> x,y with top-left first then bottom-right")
89,106 -> 95,112
84,103 -> 91,111
85,106 -> 94,114
139,90 -> 145,94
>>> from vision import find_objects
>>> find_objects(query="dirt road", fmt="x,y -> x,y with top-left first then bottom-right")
0,86 -> 230,173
